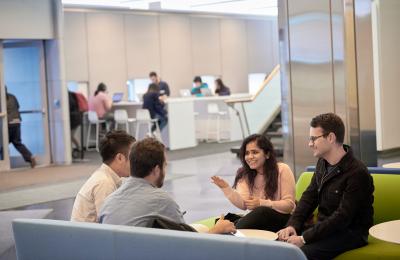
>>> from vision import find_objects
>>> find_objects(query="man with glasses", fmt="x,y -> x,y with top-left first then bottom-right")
277,113 -> 374,260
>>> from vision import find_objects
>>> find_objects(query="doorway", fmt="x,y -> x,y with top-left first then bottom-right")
0,40 -> 50,170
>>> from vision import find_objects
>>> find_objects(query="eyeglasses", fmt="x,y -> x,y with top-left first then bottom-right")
309,134 -> 327,144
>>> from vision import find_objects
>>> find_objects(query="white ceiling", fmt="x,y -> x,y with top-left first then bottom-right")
62,0 -> 278,16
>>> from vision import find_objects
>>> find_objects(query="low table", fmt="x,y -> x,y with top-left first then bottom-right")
382,162 -> 400,168
235,229 -> 278,241
369,219 -> 400,244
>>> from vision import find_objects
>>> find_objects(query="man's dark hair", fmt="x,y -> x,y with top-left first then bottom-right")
310,113 -> 345,144
130,138 -> 165,178
149,71 -> 157,78
193,76 -> 202,83
99,130 -> 136,164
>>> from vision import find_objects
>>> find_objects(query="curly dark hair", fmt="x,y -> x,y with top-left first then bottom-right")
233,134 -> 279,199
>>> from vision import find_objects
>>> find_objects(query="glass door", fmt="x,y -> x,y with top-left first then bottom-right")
0,40 -> 11,171
3,40 -> 50,168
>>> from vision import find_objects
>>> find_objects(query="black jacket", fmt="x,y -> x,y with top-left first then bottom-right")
287,146 -> 374,243
142,92 -> 167,119
6,93 -> 21,123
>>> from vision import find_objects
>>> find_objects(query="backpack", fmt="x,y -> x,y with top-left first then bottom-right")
147,216 -> 197,232
74,92 -> 88,112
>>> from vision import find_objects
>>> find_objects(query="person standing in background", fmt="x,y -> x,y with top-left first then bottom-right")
6,86 -> 36,168
149,71 -> 170,97
214,79 -> 231,96
88,83 -> 114,129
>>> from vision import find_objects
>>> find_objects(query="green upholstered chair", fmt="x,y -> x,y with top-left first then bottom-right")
296,172 -> 400,259
193,216 -> 217,229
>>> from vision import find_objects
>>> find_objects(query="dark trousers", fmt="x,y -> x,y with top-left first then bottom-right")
301,229 -> 367,260
152,115 -> 168,132
235,206 -> 290,232
8,123 -> 33,162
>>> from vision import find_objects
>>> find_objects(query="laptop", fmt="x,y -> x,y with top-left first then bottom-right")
112,92 -> 124,103
200,88 -> 213,96
179,89 -> 192,97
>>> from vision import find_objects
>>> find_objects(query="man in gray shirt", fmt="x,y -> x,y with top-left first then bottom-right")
99,138 -> 235,234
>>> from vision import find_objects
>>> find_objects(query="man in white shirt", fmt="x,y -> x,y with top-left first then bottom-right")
71,130 -> 135,222
99,138 -> 235,234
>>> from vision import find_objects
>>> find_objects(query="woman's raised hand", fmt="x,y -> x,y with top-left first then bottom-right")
211,176 -> 229,189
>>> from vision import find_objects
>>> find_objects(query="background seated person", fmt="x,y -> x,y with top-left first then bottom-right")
149,71 -> 170,97
88,82 -> 114,129
142,83 -> 168,132
191,76 -> 209,97
214,78 -> 231,96
71,130 -> 135,223
212,134 -> 295,232
99,138 -> 235,234
277,113 -> 374,260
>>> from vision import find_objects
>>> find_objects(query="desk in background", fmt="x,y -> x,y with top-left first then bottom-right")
111,94 -> 250,150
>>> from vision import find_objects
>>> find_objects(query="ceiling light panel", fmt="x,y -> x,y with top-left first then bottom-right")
62,0 -> 278,16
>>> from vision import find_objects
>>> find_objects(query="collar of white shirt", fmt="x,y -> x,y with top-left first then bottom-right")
100,163 -> 122,188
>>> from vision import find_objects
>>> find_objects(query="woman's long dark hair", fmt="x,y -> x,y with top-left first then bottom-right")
95,83 -> 107,96
233,134 -> 279,199
215,78 -> 227,93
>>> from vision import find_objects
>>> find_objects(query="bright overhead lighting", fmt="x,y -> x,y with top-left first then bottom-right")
61,0 -> 278,16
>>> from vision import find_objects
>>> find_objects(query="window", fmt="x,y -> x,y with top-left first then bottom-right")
127,78 -> 151,102
248,73 -> 267,95
67,81 -> 89,99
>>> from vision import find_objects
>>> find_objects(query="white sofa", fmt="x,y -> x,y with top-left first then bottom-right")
12,219 -> 307,260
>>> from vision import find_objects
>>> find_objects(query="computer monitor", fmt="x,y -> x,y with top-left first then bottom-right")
112,92 -> 124,103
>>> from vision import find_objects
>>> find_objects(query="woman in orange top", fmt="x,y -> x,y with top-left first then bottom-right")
212,134 -> 296,232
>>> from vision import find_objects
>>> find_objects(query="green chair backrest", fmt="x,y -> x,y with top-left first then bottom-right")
296,172 -> 400,225
371,174 -> 400,224
295,172 -> 314,201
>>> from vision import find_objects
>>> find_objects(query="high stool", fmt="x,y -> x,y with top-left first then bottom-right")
206,103 -> 228,142
114,109 -> 136,135
86,111 -> 105,152
135,109 -> 161,141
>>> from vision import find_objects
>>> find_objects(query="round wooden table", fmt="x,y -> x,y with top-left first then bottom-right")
369,220 -> 400,244
382,162 -> 400,168
235,229 -> 278,240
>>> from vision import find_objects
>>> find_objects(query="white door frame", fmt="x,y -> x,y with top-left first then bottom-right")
0,40 -> 11,171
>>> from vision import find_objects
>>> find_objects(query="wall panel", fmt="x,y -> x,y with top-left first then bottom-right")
159,15 -> 193,96
86,12 -> 127,95
65,10 -> 277,97
64,12 -> 89,81
220,19 -> 248,93
0,0 -> 54,39
247,20 -> 274,74
124,14 -> 161,78
190,17 -> 221,76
